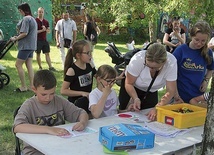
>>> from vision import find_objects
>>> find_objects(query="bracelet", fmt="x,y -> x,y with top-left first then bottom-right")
134,98 -> 140,102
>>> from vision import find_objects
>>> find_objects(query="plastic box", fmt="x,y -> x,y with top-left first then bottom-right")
156,103 -> 207,129
99,123 -> 155,151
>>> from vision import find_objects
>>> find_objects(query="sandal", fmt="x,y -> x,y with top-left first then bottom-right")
14,88 -> 28,92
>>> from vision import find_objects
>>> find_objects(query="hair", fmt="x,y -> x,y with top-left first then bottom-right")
128,37 -> 133,43
95,64 -> 117,79
64,40 -> 91,76
86,14 -> 96,30
190,21 -> 212,64
33,70 -> 57,90
145,43 -> 167,64
18,2 -> 32,16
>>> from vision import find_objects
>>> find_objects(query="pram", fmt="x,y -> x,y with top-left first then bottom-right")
0,40 -> 14,89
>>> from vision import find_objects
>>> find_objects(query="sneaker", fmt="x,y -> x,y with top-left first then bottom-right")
49,67 -> 57,72
0,64 -> 6,70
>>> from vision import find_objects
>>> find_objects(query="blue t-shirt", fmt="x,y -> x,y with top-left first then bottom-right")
173,44 -> 214,103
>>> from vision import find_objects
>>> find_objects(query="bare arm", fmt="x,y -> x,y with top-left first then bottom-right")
60,68 -> 89,97
83,24 -> 87,38
174,32 -> 186,44
163,33 -> 176,47
10,32 -> 27,41
55,30 -> 60,47
95,26 -> 101,36
72,112 -> 89,131
72,30 -> 77,44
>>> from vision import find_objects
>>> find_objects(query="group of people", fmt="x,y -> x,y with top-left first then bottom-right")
10,2 -> 100,92
12,3 -> 214,154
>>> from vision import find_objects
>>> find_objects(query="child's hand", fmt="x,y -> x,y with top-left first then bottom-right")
72,122 -> 86,131
48,127 -> 70,136
101,84 -> 112,96
146,108 -> 157,121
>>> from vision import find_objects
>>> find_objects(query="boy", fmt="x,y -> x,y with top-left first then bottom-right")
13,70 -> 88,154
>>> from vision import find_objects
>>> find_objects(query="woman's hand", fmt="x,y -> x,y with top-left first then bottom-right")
133,98 -> 141,111
146,108 -> 157,121
200,80 -> 209,92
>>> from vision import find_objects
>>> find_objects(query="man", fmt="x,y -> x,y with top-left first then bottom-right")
35,7 -> 56,71
55,12 -> 77,69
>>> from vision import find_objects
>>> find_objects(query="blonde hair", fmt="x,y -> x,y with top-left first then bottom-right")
95,64 -> 117,79
145,43 -> 167,64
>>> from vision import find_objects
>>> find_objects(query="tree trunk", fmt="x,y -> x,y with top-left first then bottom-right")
201,76 -> 214,154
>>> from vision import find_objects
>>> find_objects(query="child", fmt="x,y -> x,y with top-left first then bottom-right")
189,92 -> 209,108
126,37 -> 135,50
61,40 -> 96,113
169,27 -> 181,52
89,64 -> 132,118
13,70 -> 89,155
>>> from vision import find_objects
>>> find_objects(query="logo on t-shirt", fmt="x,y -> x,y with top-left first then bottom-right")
78,72 -> 92,87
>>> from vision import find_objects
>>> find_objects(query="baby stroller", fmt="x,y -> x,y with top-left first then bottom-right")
104,42 -> 142,86
0,40 -> 14,89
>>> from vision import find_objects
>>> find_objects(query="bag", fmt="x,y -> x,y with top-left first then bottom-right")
64,38 -> 71,48
90,32 -> 97,45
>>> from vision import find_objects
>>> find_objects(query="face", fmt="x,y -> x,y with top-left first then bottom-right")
32,85 -> 56,105
172,20 -> 180,29
63,13 -> 69,20
191,33 -> 208,49
80,44 -> 92,63
38,8 -> 44,18
144,59 -> 165,72
18,9 -> 25,16
100,77 -> 116,87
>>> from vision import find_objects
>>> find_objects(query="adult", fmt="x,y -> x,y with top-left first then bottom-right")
208,36 -> 214,53
35,7 -> 56,71
163,16 -> 186,53
10,2 -> 37,92
173,21 -> 214,103
0,29 -> 4,41
83,14 -> 100,51
55,12 -> 77,68
119,43 -> 179,121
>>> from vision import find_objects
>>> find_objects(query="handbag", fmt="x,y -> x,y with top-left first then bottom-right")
62,21 -> 71,48
64,38 -> 71,48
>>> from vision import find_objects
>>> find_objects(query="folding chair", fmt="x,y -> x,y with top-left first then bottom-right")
13,106 -> 21,155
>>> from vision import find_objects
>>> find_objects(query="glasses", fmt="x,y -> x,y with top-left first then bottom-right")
81,51 -> 92,56
103,78 -> 116,85
144,60 -> 164,71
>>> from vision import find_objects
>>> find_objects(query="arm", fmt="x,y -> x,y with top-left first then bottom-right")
174,31 -> 186,44
95,26 -> 101,36
61,68 -> 89,98
200,69 -> 213,92
83,24 -> 88,39
72,112 -> 89,131
124,72 -> 141,111
10,32 -> 27,41
14,124 -> 70,136
55,30 -> 60,47
157,81 -> 177,106
90,86 -> 112,118
72,30 -> 77,44
163,33 -> 177,48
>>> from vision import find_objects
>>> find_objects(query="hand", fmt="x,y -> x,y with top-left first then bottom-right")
56,42 -> 60,48
48,127 -> 70,136
200,81 -> 208,92
10,36 -> 17,42
146,108 -> 157,121
101,84 -> 112,97
133,98 -> 141,111
72,122 -> 86,131
81,92 -> 89,98
42,25 -> 46,32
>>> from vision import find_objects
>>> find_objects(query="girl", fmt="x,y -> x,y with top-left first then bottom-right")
89,64 -> 132,118
61,40 -> 96,113
173,21 -> 214,103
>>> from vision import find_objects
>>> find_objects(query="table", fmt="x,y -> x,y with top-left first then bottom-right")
17,109 -> 203,155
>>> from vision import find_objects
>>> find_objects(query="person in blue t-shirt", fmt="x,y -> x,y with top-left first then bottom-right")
173,21 -> 214,103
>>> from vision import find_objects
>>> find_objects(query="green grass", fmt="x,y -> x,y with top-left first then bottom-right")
0,42 -> 164,154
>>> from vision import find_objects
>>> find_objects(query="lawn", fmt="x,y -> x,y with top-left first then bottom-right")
0,41 -> 165,154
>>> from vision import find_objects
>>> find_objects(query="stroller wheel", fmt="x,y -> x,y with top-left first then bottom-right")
0,79 -> 3,89
0,72 -> 10,85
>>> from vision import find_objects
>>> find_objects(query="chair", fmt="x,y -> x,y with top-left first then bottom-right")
13,106 -> 21,155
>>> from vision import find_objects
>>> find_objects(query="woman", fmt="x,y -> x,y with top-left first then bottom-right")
163,16 -> 186,53
173,21 -> 214,103
10,3 -> 37,92
119,43 -> 179,121
83,14 -> 100,50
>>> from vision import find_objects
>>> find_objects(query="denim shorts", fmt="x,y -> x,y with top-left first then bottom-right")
17,50 -> 34,60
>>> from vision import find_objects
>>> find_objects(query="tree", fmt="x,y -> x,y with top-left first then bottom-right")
201,76 -> 214,154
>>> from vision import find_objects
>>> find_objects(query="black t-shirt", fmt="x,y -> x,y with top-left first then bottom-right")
64,63 -> 96,103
